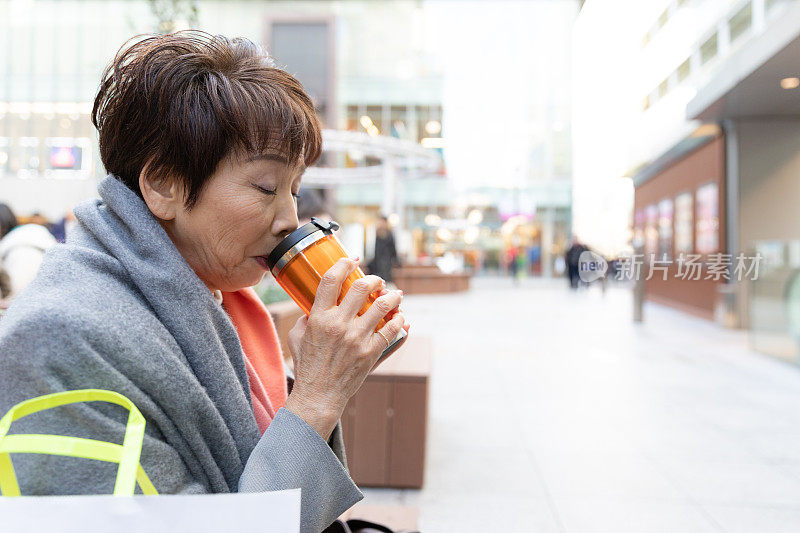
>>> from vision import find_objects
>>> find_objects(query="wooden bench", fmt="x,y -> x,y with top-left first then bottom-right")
342,335 -> 432,489
339,504 -> 419,531
392,264 -> 470,294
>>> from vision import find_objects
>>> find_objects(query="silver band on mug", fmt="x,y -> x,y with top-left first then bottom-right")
271,230 -> 327,276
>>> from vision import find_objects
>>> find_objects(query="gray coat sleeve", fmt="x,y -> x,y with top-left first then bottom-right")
239,408 -> 363,533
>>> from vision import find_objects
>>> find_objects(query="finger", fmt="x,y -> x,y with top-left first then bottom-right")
312,257 -> 358,311
288,315 -> 308,348
360,290 -> 402,332
287,315 -> 308,361
339,275 -> 384,318
370,311 -> 405,356
371,324 -> 409,372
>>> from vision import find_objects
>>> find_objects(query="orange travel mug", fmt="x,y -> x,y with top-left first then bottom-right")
265,217 -> 407,358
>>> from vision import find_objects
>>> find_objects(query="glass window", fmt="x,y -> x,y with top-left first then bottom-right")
45,138 -> 83,171
677,57 -> 691,83
657,9 -> 669,29
634,209 -> 645,247
365,105 -> 382,136
415,105 -> 431,142
658,78 -> 670,99
701,33 -> 718,65
553,131 -> 570,177
42,137 -> 92,178
345,105 -> 359,131
18,137 -> 40,177
729,2 -> 752,43
696,183 -> 719,255
271,22 -> 332,126
390,105 -> 409,140
658,198 -> 674,260
766,0 -> 791,15
675,192 -> 693,255
645,204 -> 658,257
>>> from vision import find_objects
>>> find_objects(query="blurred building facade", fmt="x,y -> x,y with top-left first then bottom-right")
575,0 -> 800,362
428,0 -> 577,275
0,0 -> 157,219
255,1 -> 450,263
205,0 -> 580,275
0,0 -> 578,276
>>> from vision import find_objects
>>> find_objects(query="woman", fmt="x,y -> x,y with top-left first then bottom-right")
0,32 -> 406,533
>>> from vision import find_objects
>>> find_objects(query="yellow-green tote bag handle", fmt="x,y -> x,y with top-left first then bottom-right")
0,389 -> 157,496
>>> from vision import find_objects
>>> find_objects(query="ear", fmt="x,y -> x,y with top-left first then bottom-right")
139,168 -> 184,221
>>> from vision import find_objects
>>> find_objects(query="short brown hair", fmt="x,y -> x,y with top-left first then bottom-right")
92,31 -> 322,208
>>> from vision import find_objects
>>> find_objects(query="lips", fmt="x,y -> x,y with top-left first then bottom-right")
255,256 -> 269,269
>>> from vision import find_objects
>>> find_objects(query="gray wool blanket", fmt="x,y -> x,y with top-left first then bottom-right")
0,175 -> 362,532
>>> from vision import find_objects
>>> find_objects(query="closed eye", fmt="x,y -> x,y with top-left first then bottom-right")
253,184 -> 277,196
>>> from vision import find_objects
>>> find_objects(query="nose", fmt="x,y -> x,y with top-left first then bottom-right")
272,193 -> 300,239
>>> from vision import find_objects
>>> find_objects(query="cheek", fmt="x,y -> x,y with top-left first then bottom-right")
206,200 -> 271,255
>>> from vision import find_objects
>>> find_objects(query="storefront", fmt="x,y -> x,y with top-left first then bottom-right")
633,134 -> 726,320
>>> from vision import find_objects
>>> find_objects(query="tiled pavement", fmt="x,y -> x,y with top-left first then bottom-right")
360,276 -> 800,532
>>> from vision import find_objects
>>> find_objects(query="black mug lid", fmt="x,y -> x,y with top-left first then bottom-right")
265,217 -> 340,270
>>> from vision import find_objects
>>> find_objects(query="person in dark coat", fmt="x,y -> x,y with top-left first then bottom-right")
367,215 -> 399,283
565,239 -> 589,289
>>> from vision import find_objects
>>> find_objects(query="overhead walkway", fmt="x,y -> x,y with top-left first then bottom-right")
303,129 -> 443,223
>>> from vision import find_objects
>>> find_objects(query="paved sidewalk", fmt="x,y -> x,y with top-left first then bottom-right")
361,277 -> 800,532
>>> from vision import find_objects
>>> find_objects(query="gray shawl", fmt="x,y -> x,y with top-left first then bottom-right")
0,175 -> 362,532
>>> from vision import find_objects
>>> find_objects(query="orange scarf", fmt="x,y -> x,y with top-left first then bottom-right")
221,288 -> 288,434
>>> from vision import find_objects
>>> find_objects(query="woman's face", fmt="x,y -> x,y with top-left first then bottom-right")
166,151 -> 303,292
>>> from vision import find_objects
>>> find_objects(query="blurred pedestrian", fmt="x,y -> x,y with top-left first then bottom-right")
367,215 -> 399,283
507,245 -> 519,285
0,203 -> 57,299
528,242 -> 541,275
49,208 -> 78,243
565,238 -> 588,289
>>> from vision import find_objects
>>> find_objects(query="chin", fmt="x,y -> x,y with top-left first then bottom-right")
240,271 -> 267,290
216,269 -> 267,292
